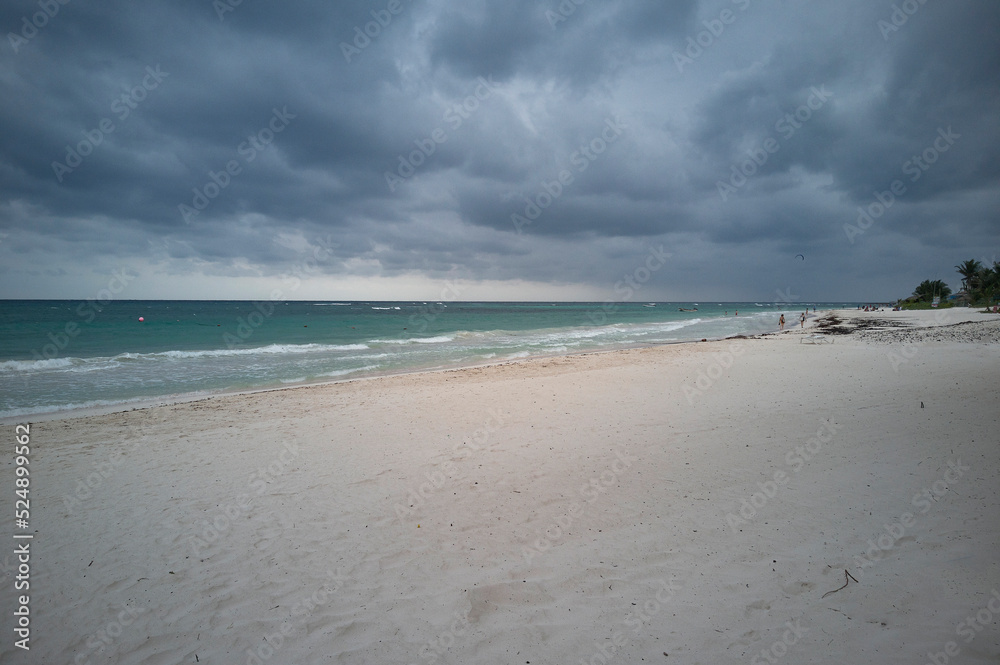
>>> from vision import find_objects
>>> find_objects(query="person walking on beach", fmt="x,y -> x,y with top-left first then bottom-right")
800,312 -> 806,328
779,314 -> 785,330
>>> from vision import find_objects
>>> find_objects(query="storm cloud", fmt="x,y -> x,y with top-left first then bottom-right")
1,0 -> 997,300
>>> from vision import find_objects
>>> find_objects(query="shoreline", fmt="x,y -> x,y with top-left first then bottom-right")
6,306 -> 999,664
0,334 -> 755,425
0,309 -> 795,424
4,307 -> 994,425
10,304 -> 999,664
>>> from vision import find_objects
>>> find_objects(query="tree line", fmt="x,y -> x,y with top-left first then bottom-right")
909,259 -> 1000,306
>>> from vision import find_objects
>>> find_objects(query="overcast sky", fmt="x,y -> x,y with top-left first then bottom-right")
1,0 -> 997,301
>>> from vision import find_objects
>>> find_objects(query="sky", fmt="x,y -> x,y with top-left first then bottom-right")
1,0 -> 998,302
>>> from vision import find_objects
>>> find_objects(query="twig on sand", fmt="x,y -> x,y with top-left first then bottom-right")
822,570 -> 859,599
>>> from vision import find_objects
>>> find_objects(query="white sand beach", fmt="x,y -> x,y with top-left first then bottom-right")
4,309 -> 999,664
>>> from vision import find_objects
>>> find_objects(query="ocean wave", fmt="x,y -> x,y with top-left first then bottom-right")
512,320 -> 698,347
276,364 -> 385,385
123,344 -> 371,361
0,343 -> 374,375
370,335 -> 455,345
0,355 -> 141,375
317,364 -> 382,378
0,395 -> 173,421
649,318 -> 702,331
0,357 -> 76,372
394,322 -> 685,350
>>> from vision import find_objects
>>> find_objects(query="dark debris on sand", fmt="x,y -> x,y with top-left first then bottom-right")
810,314 -> 1000,343
812,315 -> 912,336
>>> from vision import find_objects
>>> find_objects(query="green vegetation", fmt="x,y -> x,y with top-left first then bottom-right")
901,258 -> 999,309
955,259 -> 983,292
911,279 -> 952,302
954,258 -> 1000,306
899,300 -> 954,310
964,260 -> 1000,306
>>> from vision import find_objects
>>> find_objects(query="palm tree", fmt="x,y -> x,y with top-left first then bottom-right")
955,259 -> 983,292
912,279 -> 952,302
973,262 -> 1000,306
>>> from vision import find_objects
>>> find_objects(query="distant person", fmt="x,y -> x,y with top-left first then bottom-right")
779,314 -> 785,330
800,312 -> 806,328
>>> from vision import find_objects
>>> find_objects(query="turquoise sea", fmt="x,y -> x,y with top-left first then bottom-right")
0,300 -> 857,419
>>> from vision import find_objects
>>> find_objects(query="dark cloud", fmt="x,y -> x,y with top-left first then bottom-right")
1,0 -> 997,301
